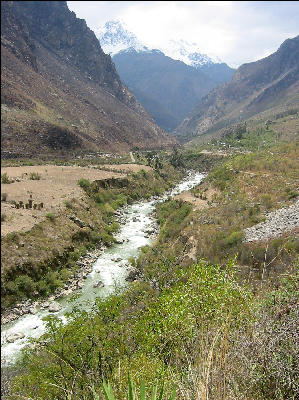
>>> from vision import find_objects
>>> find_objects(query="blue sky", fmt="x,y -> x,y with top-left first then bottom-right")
67,1 -> 299,67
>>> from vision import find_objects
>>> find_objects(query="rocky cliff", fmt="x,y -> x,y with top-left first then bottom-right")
1,1 -> 174,158
175,36 -> 299,142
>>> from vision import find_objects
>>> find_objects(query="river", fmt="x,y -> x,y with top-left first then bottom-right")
1,171 -> 205,364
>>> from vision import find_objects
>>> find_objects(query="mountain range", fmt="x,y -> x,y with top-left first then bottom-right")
1,4 -> 298,158
98,21 -> 235,132
175,35 -> 299,142
1,2 -> 174,159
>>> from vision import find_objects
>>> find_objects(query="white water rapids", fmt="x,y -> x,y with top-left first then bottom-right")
1,171 -> 205,364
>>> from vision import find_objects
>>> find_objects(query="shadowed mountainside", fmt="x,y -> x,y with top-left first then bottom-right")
1,1 -> 174,159
112,49 -> 219,132
175,36 -> 299,142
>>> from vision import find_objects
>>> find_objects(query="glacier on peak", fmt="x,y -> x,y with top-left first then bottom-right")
97,20 -> 148,56
97,20 -> 225,67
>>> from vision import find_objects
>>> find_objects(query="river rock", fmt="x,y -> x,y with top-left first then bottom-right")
112,257 -> 122,262
93,281 -> 104,288
48,302 -> 61,313
69,215 -> 85,228
77,281 -> 85,289
125,269 -> 139,282
29,306 -> 37,314
6,332 -> 25,343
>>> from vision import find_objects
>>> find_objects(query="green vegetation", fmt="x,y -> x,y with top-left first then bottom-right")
29,172 -> 41,180
78,177 -> 91,191
2,136 -> 298,399
1,172 -> 13,184
1,164 -> 183,310
45,212 -> 56,222
101,376 -> 176,400
8,260 -> 253,399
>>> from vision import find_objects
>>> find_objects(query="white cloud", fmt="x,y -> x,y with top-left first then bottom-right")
67,1 -> 299,67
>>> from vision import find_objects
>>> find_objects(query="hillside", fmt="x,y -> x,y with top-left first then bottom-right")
113,49 -> 218,132
175,35 -> 299,142
1,1 -> 174,159
98,21 -> 234,132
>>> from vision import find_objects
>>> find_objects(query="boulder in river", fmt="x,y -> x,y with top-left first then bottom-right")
48,302 -> 62,313
93,281 -> 104,288
6,332 -> 25,343
77,281 -> 85,289
125,268 -> 139,282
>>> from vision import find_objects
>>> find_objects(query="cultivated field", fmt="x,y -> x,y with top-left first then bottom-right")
1,164 -> 150,236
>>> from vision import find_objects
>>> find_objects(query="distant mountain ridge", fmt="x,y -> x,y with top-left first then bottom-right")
1,2 -> 174,158
98,21 -> 235,132
175,35 -> 299,142
112,49 -> 219,132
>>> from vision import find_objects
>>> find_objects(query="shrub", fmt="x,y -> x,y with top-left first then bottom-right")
6,232 -> 18,242
221,231 -> 244,247
64,200 -> 73,209
45,213 -> 56,222
100,232 -> 115,245
261,194 -> 273,210
29,172 -> 41,180
230,273 -> 299,400
1,213 -> 7,223
1,192 -> 8,202
77,178 -> 91,192
1,172 -> 13,184
15,275 -> 36,296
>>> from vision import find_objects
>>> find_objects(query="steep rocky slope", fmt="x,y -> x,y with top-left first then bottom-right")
1,1 -> 174,158
175,36 -> 299,142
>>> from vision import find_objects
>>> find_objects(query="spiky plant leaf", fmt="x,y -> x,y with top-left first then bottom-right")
140,380 -> 146,400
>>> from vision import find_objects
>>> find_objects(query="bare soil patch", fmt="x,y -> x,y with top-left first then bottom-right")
174,187 -> 219,210
1,164 -> 149,236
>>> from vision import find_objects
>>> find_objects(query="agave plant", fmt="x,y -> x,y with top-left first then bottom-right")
97,375 -> 176,400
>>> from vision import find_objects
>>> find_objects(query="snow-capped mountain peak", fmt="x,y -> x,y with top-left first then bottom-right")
166,39 -> 223,67
96,20 -> 229,69
96,20 -> 148,56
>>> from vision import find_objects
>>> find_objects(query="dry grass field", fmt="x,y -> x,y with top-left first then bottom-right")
1,164 -> 150,236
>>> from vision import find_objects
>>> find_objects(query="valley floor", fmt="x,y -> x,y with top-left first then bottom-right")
1,139 -> 298,399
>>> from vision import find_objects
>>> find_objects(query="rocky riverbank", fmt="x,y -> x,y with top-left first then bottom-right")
1,202 -> 159,327
244,200 -> 299,242
1,246 -> 106,326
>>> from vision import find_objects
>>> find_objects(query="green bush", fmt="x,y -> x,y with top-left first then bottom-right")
1,172 -> 13,184
100,232 -> 115,246
77,178 -> 91,192
45,212 -> 56,222
221,231 -> 244,247
29,172 -> 41,180
64,199 -> 73,209
15,275 -> 36,296
209,165 -> 233,190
